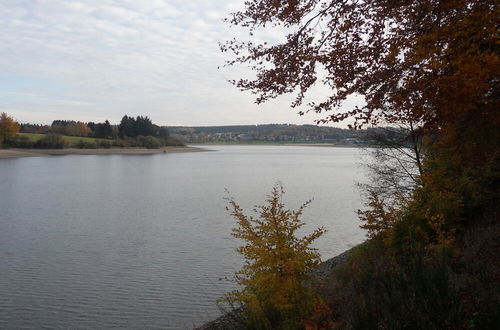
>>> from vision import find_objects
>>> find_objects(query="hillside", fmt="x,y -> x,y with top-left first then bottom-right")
168,124 -> 387,145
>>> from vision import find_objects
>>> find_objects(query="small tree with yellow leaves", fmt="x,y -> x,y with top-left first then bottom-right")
0,112 -> 20,147
224,184 -> 326,329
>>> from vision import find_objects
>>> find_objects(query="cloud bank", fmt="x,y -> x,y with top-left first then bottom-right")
0,0 -> 358,126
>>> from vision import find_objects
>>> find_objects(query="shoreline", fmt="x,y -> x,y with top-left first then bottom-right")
195,247 -> 356,330
0,146 -> 209,159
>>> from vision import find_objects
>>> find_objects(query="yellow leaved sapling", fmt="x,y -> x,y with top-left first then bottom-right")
223,184 -> 333,329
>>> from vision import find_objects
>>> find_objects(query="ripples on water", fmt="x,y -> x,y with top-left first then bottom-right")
0,146 -> 367,329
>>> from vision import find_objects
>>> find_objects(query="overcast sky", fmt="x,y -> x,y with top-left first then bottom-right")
0,0 -> 358,126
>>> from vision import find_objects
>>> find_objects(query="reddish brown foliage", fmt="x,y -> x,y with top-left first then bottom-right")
222,0 -> 499,129
0,112 -> 20,144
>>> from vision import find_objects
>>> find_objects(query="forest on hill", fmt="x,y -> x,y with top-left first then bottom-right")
168,124 -> 397,145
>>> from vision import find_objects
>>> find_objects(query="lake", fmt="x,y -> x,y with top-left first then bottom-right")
0,145 -> 367,329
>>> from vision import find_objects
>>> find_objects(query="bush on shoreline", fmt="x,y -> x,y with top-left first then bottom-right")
8,135 -> 34,148
221,185 -> 333,329
34,134 -> 68,149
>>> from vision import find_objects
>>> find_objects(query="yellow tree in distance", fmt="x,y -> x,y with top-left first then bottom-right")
0,112 -> 20,146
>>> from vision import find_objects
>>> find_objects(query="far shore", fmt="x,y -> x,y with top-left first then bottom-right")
0,146 -> 209,159
284,143 -> 363,147
191,142 -> 365,147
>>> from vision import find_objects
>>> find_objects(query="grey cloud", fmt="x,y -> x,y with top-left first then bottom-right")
0,0 -> 354,126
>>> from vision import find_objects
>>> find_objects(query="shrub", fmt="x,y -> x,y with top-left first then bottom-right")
223,184 -> 327,329
166,134 -> 185,146
98,140 -> 111,149
75,140 -> 97,149
111,136 -> 170,149
324,218 -> 500,329
112,139 -> 128,148
138,135 -> 161,149
8,135 -> 34,148
34,134 -> 68,149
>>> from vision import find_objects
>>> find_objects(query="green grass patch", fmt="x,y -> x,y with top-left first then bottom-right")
17,133 -> 45,141
18,132 -> 112,144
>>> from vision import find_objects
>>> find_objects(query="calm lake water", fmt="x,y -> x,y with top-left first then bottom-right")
0,145 -> 367,329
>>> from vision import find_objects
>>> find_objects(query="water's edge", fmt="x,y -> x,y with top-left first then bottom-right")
0,146 -> 208,159
195,246 -> 356,330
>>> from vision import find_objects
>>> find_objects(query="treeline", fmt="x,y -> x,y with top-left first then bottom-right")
21,119 -> 115,139
169,124 -> 360,138
88,121 -> 114,139
19,123 -> 51,134
20,116 -> 171,139
20,120 -> 112,138
4,114 -> 184,149
169,124 -> 403,144
118,115 -> 169,139
114,115 -> 182,147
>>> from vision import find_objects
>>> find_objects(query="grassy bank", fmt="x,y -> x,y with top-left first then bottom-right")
9,132 -> 184,149
18,133 -> 111,145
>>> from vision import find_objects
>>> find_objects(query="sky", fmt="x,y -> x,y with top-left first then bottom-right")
0,0 -> 360,127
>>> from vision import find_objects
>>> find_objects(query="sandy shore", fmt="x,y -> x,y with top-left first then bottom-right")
0,146 -> 209,159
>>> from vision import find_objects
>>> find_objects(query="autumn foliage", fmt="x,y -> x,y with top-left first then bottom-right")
222,0 -> 499,328
224,185 -> 327,328
222,0 -> 498,130
0,112 -> 20,146
223,0 -> 499,243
